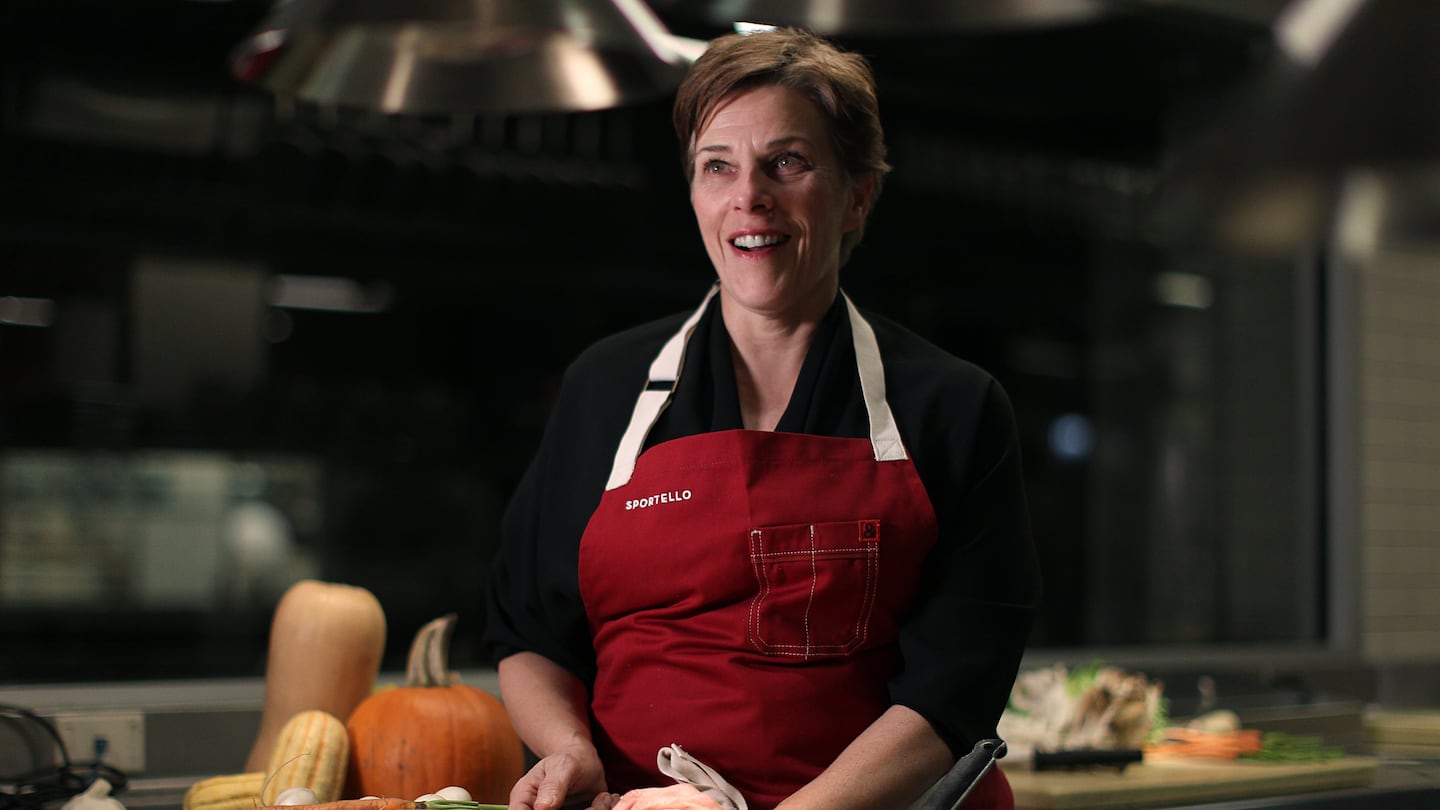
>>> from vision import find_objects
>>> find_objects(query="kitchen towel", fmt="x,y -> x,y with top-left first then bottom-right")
656,744 -> 749,810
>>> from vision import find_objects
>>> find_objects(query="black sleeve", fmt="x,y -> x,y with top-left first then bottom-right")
481,314 -> 686,682
888,373 -> 1043,755
481,377 -> 601,680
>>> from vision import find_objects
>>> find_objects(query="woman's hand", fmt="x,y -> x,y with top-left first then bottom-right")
587,792 -> 622,810
606,785 -> 726,810
508,739 -> 609,810
498,653 -> 608,810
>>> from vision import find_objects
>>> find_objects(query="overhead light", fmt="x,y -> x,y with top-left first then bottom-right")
1154,271 -> 1214,310
230,0 -> 703,116
266,275 -> 393,313
1273,0 -> 1366,67
0,297 -> 57,327
732,22 -> 778,36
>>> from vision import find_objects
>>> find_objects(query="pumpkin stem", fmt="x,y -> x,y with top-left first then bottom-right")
406,613 -> 458,688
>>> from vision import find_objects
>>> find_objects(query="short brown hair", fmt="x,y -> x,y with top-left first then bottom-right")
673,27 -> 891,265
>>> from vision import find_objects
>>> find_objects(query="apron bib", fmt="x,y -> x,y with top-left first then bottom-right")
577,288 -> 1010,809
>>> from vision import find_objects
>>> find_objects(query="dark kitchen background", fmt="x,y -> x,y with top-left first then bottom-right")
0,1 -> 1324,684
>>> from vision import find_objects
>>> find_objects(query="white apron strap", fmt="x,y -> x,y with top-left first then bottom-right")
843,291 -> 908,463
605,284 -> 718,490
605,286 -> 907,490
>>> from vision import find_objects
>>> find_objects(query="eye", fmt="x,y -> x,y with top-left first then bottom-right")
700,158 -> 730,175
772,151 -> 812,175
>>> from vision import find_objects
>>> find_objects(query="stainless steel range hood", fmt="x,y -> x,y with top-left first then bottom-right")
1157,0 -> 1440,254
230,0 -> 701,115
655,0 -> 1109,34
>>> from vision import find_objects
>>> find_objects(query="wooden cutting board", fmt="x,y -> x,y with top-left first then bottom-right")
1366,708 -> 1440,757
1359,706 -> 1440,749
1002,756 -> 1378,809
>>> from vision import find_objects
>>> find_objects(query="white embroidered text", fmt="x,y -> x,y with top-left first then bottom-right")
625,489 -> 694,510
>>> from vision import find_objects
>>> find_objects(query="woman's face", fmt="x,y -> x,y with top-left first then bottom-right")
689,84 -> 873,321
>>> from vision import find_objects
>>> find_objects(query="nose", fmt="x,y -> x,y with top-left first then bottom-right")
732,165 -> 774,211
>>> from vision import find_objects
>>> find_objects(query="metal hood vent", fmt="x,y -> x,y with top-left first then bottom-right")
1156,0 -> 1440,254
230,0 -> 700,115
654,0 -> 1109,34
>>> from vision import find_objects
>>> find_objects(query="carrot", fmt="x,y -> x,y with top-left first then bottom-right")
255,797 -> 514,810
1145,727 -> 1264,760
257,799 -> 419,810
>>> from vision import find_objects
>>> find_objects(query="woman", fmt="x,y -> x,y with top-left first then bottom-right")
483,27 -> 1040,810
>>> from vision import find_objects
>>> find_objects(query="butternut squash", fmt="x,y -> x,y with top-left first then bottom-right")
245,580 -> 387,773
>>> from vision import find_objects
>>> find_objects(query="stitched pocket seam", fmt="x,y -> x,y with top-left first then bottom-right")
747,522 -> 879,659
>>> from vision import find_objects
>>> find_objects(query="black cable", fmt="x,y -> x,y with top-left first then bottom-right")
0,703 -> 128,810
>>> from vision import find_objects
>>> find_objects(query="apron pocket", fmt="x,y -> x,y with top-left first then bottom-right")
747,519 -> 880,658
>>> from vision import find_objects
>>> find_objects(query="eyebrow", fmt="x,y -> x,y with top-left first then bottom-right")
695,136 -> 814,156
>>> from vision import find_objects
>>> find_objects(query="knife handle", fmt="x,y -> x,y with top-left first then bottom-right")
1032,748 -> 1144,771
907,738 -> 1007,810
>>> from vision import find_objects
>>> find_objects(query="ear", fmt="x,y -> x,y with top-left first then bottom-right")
844,172 -> 877,232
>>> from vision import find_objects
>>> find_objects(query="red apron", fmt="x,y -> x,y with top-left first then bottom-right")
578,288 -> 1011,809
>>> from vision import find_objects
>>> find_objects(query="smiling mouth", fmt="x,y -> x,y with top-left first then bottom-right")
731,233 -> 790,251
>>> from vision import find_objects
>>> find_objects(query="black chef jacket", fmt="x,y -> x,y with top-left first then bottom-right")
483,289 -> 1041,754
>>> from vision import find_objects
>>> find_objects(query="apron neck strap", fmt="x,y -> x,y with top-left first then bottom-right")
604,284 -> 716,490
843,290 -> 908,464
605,285 -> 906,491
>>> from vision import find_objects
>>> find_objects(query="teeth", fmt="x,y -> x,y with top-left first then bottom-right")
732,233 -> 787,250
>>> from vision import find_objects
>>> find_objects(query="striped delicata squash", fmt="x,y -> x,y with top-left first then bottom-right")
262,709 -> 351,804
183,772 -> 266,810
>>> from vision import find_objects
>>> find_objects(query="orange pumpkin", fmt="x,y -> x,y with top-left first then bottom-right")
345,614 -> 525,803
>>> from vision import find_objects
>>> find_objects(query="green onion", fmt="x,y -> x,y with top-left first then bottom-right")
1240,732 -> 1344,762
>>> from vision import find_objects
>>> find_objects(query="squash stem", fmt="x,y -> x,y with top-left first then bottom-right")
405,613 -> 458,688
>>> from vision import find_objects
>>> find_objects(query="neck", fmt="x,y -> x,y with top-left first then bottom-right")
718,282 -> 838,431
731,344 -> 804,431
725,308 -> 825,432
